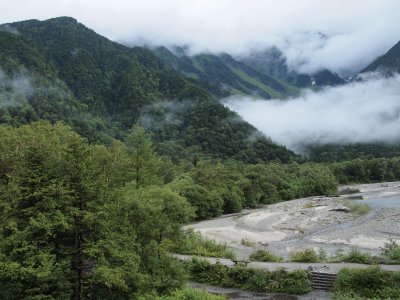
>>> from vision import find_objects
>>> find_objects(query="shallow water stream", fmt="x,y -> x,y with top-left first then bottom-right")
358,195 -> 400,208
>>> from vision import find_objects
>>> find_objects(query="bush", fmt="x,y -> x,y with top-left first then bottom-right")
172,229 -> 236,260
332,266 -> 400,299
342,200 -> 371,215
249,250 -> 283,262
289,248 -> 320,263
241,238 -> 256,247
331,248 -> 375,264
382,239 -> 400,262
138,288 -> 225,300
187,258 -> 311,294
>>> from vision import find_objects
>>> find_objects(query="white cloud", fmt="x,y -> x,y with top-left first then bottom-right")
0,0 -> 399,75
224,73 -> 400,152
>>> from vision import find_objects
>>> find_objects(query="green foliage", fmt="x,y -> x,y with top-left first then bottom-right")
330,157 -> 400,184
241,238 -> 256,247
249,250 -> 284,262
0,122 -> 192,298
330,248 -> 376,264
332,266 -> 400,299
342,200 -> 372,216
289,248 -> 320,263
0,17 -> 298,164
153,46 -> 290,99
138,288 -> 226,300
0,122 -> 141,298
382,239 -> 400,262
172,229 -> 236,260
187,258 -> 311,294
172,160 -> 339,219
126,124 -> 161,189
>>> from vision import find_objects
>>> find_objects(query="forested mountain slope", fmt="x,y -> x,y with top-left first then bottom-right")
153,46 -> 298,99
238,47 -> 345,88
0,17 -> 297,163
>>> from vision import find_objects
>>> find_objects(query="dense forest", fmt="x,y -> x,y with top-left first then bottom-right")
0,17 -> 296,163
1,17 -> 400,299
2,121 -> 400,299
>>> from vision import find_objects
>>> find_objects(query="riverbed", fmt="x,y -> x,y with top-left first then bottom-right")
186,181 -> 400,259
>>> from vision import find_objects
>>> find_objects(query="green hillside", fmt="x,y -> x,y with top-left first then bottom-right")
0,17 -> 297,163
153,46 -> 298,99
238,47 -> 345,87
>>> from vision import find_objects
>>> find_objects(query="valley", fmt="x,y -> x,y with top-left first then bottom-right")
1,6 -> 400,299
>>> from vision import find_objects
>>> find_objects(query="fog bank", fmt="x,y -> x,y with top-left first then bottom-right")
224,73 -> 400,152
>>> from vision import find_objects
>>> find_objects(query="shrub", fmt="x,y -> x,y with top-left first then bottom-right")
331,248 -> 375,264
342,200 -> 371,215
332,266 -> 400,299
249,250 -> 283,262
187,258 -> 311,294
241,238 -> 256,247
138,288 -> 225,300
289,248 -> 320,263
382,239 -> 400,262
172,229 -> 236,260
339,187 -> 361,195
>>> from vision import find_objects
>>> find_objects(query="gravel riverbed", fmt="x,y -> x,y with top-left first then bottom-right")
186,182 -> 400,259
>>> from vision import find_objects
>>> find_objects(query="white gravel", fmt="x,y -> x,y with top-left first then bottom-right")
186,181 -> 400,259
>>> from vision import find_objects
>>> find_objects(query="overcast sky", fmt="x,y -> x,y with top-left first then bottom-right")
1,0 -> 399,75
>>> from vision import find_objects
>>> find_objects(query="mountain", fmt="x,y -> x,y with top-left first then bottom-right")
153,46 -> 299,99
361,41 -> 400,74
238,47 -> 345,87
0,17 -> 297,163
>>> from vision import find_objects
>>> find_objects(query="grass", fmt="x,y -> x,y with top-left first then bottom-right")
249,249 -> 283,262
381,239 -> 400,263
332,266 -> 400,299
187,257 -> 311,294
342,200 -> 371,215
303,201 -> 316,208
330,248 -> 376,264
241,238 -> 256,247
227,65 -> 284,99
138,288 -> 225,300
289,248 -> 320,263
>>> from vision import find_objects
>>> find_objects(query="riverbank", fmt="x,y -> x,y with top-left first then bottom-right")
186,181 -> 400,259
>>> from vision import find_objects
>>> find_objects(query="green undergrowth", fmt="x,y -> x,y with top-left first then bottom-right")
249,249 -> 284,262
342,200 -> 372,215
187,257 -> 311,294
172,229 -> 236,260
138,288 -> 225,300
332,266 -> 400,299
330,248 -> 377,264
288,243 -> 400,264
289,248 -> 321,263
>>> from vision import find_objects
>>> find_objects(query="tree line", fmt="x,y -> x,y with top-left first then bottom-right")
1,121 -> 400,299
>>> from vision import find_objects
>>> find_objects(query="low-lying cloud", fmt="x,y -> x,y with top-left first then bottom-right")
0,67 -> 34,108
1,0 -> 400,75
224,73 -> 400,153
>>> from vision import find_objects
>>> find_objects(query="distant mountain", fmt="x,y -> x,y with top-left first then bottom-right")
361,41 -> 400,74
0,17 -> 297,163
153,46 -> 299,99
238,47 -> 345,88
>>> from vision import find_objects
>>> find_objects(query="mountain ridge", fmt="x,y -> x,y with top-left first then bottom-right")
0,16 -> 297,163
